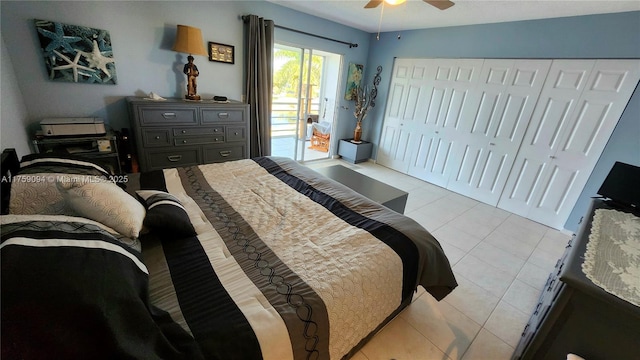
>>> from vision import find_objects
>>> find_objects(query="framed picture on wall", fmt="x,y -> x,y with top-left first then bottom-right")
344,63 -> 363,100
208,42 -> 234,64
34,19 -> 117,84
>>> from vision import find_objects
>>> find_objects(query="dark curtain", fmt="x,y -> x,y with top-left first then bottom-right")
244,15 -> 274,157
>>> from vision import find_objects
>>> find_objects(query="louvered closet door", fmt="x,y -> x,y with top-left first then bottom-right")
377,58 -> 429,172
447,60 -> 551,205
407,59 -> 484,188
498,59 -> 640,229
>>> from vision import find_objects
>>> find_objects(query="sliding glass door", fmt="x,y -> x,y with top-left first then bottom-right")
271,44 -> 342,161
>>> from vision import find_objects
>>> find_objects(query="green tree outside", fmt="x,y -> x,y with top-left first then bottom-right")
273,48 -> 323,100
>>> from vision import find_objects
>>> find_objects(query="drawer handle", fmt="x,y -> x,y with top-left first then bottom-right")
220,150 -> 231,157
182,140 -> 188,144
218,112 -> 229,118
234,132 -> 239,135
214,129 -> 219,132
167,155 -> 182,162
155,136 -> 161,140
162,112 -> 176,118
181,130 -> 187,134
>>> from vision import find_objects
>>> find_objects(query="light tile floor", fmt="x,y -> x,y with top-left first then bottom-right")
304,159 -> 572,360
272,136 -> 331,161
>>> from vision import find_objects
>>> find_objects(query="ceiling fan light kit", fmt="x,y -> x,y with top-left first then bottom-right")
365,0 -> 454,10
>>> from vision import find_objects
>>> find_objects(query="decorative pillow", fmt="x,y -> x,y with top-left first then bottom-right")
58,178 -> 146,238
0,214 -> 141,252
9,154 -> 113,215
9,174 -> 72,215
18,153 -> 112,177
136,190 -> 196,237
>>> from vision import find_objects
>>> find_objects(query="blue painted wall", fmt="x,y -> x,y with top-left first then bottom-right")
363,11 -> 640,231
0,1 -> 369,148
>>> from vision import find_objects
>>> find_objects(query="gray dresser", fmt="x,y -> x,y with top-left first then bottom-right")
127,97 -> 249,172
512,198 -> 640,360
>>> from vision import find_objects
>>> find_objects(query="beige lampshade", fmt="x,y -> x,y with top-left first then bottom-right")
172,25 -> 207,56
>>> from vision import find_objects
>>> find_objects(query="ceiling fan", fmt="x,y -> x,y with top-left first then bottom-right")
365,0 -> 455,11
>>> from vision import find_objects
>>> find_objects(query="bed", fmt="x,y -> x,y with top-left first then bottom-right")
1,148 -> 457,359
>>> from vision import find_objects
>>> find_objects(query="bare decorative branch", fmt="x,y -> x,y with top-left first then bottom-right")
353,66 -> 383,124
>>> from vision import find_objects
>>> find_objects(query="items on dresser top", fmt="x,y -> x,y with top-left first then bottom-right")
127,97 -> 249,172
597,161 -> 640,211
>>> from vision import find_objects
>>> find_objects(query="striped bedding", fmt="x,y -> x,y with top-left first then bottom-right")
0,215 -> 203,359
137,157 -> 457,359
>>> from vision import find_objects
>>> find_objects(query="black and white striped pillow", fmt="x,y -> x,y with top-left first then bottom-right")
19,153 -> 112,177
136,190 -> 196,237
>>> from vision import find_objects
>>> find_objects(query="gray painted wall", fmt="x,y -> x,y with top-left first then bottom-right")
1,35 -> 31,157
364,11 -> 640,231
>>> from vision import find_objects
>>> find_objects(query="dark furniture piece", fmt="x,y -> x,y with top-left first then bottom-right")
127,97 -> 249,172
314,164 -> 408,213
32,132 -> 122,174
1,149 -> 19,214
512,162 -> 640,360
338,139 -> 372,164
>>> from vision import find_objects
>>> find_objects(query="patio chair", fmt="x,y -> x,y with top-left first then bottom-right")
309,121 -> 331,152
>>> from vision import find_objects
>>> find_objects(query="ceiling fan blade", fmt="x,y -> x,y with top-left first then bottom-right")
423,0 -> 455,10
364,0 -> 382,9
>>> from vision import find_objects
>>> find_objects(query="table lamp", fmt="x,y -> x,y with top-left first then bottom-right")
172,25 -> 207,100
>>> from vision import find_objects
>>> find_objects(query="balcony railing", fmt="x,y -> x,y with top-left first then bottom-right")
271,99 -> 319,138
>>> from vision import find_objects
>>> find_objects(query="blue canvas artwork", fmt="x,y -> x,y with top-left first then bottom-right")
345,63 -> 363,101
34,19 -> 117,84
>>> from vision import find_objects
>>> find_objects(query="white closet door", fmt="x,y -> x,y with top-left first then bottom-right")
377,58 -> 429,172
447,59 -> 551,205
407,59 -> 484,187
498,59 -> 640,228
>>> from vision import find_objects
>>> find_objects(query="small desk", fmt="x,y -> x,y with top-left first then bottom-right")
315,165 -> 408,214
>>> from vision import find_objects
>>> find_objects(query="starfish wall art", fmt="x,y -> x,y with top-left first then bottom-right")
34,19 -> 117,85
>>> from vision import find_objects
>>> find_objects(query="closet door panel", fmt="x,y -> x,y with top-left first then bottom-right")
500,59 -> 640,228
408,59 -> 484,186
379,58 -> 638,230
498,60 -> 595,219
448,60 -> 551,205
377,59 -> 415,172
525,59 -> 640,227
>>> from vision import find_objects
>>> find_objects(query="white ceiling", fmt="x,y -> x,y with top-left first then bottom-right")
267,0 -> 640,33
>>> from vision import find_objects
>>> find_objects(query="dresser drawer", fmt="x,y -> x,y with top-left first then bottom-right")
138,108 -> 197,125
203,144 -> 246,163
142,129 -> 171,147
226,126 -> 246,142
174,127 -> 223,136
175,136 -> 224,146
146,148 -> 200,170
201,109 -> 244,123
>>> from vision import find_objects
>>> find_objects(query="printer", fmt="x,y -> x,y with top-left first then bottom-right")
40,118 -> 106,136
